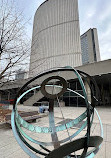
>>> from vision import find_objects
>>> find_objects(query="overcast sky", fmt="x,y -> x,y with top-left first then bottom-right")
12,0 -> 111,61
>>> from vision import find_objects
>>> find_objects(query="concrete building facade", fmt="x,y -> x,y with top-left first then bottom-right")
29,0 -> 82,77
81,28 -> 101,65
0,59 -> 111,107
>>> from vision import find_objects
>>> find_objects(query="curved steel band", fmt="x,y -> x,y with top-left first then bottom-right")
16,110 -> 87,133
11,67 -> 103,158
45,136 -> 103,158
12,108 -> 102,157
14,84 -> 92,134
13,84 -> 90,136
13,67 -> 91,109
11,110 -> 40,158
16,114 -> 93,149
15,111 -> 94,146
12,67 -> 90,156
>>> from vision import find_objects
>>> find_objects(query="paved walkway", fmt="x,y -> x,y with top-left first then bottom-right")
0,105 -> 111,158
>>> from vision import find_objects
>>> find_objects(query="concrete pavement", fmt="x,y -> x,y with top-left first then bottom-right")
0,105 -> 111,158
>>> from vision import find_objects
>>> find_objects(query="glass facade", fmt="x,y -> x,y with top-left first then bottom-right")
81,35 -> 89,64
81,28 -> 100,65
62,81 -> 85,107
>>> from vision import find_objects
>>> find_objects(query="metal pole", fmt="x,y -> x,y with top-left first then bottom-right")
49,99 -> 60,149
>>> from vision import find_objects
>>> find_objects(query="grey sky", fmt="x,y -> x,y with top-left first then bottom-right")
12,0 -> 111,60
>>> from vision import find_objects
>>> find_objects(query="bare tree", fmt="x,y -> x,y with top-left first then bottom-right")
0,0 -> 31,83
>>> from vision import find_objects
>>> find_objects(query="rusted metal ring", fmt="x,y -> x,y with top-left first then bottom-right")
41,76 -> 67,99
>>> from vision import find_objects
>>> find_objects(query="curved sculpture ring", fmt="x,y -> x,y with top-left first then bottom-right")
11,67 -> 103,158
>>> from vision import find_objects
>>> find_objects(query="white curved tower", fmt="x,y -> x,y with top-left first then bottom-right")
29,0 -> 82,76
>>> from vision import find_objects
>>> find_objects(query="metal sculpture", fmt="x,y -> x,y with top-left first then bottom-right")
11,67 -> 103,158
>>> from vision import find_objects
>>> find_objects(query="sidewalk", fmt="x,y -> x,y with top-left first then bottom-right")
0,105 -> 111,158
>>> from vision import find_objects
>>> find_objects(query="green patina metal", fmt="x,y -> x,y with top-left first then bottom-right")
15,84 -> 90,133
16,110 -> 87,133
11,67 -> 103,158
15,111 -> 94,146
